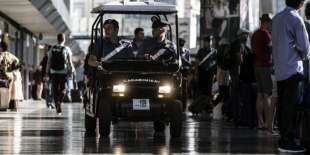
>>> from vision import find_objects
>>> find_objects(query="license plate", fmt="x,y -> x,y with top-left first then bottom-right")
133,99 -> 150,110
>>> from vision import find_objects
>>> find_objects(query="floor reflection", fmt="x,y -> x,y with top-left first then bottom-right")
0,102 -> 280,154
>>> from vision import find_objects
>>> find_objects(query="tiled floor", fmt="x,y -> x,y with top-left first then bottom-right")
0,100 -> 283,154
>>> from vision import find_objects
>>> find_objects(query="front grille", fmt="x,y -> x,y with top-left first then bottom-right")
125,86 -> 157,98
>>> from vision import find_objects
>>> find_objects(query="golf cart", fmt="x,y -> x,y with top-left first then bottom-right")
85,1 -> 185,138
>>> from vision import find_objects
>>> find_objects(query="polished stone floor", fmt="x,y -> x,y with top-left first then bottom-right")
0,101 -> 286,154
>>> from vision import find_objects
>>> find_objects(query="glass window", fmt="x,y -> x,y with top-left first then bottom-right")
0,17 -> 5,42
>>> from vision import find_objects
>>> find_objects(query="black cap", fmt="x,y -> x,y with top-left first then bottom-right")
260,13 -> 272,22
179,38 -> 186,46
151,16 -> 169,29
152,20 -> 169,29
103,19 -> 119,28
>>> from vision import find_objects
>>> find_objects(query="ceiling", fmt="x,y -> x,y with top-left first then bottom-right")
0,0 -> 56,35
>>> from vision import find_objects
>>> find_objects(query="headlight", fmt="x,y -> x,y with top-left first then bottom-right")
113,84 -> 126,93
158,85 -> 172,94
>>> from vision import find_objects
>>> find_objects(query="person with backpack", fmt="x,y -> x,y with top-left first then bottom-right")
45,33 -> 74,115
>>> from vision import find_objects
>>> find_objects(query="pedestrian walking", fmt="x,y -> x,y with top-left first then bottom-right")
45,33 -> 74,115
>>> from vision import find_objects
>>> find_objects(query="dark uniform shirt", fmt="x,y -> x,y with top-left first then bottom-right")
196,47 -> 217,72
181,47 -> 191,65
139,38 -> 177,63
128,39 -> 143,59
91,38 -> 130,61
181,47 -> 192,74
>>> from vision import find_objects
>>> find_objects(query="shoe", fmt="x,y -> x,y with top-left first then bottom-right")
278,144 -> 306,153
267,130 -> 279,136
57,112 -> 62,116
85,131 -> 96,137
9,100 -> 17,111
55,104 -> 62,114
10,108 -> 17,112
257,127 -> 266,131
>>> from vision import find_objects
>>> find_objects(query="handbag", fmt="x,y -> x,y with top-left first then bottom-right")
0,79 -> 9,88
0,71 -> 9,88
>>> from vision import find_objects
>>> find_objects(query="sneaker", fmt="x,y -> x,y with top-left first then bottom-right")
267,130 -> 279,136
10,108 -> 17,112
55,104 -> 62,114
278,144 -> 306,153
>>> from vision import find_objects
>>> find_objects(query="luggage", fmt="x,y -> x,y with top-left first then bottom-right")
236,82 -> 257,127
71,89 -> 82,102
0,87 -> 10,110
0,79 -> 9,88
188,95 -> 213,115
32,83 -> 37,100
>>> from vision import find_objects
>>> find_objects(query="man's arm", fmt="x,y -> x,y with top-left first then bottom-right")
87,41 -> 102,67
88,54 -> 101,67
264,31 -> 272,54
294,19 -> 310,59
67,47 -> 75,75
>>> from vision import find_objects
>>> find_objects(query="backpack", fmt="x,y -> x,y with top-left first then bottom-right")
188,95 -> 213,114
50,46 -> 67,70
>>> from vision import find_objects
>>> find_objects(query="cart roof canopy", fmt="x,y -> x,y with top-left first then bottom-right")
91,1 -> 177,14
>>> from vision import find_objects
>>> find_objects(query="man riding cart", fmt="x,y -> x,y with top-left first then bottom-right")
85,1 -> 185,138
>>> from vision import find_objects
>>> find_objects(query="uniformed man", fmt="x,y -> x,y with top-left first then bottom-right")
130,27 -> 144,59
139,17 -> 176,63
86,19 -> 130,137
195,36 -> 217,97
88,19 -> 130,67
132,27 -> 145,50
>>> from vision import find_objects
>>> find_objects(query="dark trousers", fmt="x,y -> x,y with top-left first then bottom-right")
198,68 -> 216,97
44,80 -> 53,107
277,74 -> 303,146
230,67 -> 240,123
51,74 -> 67,106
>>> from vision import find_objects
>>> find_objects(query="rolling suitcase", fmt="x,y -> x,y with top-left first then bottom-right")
71,89 -> 82,102
71,79 -> 82,103
0,88 -> 10,110
0,79 -> 10,110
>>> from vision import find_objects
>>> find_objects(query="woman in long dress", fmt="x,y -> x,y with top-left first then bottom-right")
0,41 -> 23,111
